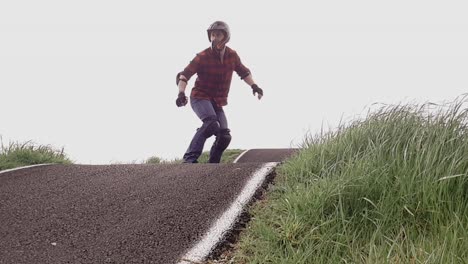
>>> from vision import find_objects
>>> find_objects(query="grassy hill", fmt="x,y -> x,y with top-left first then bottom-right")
145,149 -> 244,164
230,97 -> 468,263
0,140 -> 243,170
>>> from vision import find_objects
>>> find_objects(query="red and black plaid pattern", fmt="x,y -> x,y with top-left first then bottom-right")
180,46 -> 251,106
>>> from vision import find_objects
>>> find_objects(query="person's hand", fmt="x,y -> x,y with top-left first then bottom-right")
251,84 -> 263,100
176,92 -> 188,107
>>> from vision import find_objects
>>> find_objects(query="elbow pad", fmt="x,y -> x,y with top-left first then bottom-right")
176,72 -> 188,85
240,71 -> 251,80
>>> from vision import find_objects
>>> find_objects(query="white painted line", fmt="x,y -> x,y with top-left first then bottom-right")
0,164 -> 54,175
233,149 -> 250,163
178,162 -> 278,264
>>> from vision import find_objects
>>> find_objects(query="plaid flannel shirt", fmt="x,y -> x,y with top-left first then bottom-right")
180,46 -> 251,107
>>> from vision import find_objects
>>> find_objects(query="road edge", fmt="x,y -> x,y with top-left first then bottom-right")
232,149 -> 250,163
177,162 -> 278,264
0,164 -> 54,175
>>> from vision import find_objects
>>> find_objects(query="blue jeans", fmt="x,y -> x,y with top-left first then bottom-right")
183,98 -> 229,163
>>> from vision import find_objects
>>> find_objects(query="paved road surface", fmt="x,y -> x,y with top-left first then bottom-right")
0,149 -> 297,264
234,148 -> 298,163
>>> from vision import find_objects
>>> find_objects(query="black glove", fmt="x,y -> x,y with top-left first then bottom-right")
251,84 -> 263,96
176,92 -> 188,107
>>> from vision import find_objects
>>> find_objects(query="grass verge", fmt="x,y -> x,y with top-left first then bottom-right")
230,96 -> 468,263
145,149 -> 244,164
0,139 -> 72,171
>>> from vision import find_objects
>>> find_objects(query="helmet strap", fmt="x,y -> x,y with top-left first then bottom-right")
211,40 -> 226,52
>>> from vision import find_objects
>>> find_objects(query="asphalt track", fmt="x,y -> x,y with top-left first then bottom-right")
0,149 -> 298,264
234,148 -> 298,163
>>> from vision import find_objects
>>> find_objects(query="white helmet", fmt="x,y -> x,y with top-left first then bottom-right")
207,21 -> 230,47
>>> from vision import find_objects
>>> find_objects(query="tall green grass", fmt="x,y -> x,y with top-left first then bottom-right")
233,96 -> 468,263
0,139 -> 71,170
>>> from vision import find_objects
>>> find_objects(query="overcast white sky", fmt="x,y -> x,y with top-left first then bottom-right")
1,0 -> 467,164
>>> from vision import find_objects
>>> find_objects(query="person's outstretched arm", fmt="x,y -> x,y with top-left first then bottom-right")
175,53 -> 201,107
243,74 -> 263,100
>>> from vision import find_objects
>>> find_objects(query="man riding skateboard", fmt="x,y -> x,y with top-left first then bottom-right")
176,21 -> 263,163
